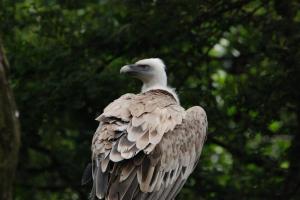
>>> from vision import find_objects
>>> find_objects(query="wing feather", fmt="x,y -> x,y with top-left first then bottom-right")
136,131 -> 150,149
109,141 -> 123,162
95,165 -> 108,199
118,136 -> 135,152
81,163 -> 92,185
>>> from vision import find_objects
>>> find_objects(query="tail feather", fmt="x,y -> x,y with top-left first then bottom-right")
82,163 -> 93,185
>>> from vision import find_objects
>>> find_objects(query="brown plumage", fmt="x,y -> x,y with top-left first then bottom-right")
82,58 -> 207,200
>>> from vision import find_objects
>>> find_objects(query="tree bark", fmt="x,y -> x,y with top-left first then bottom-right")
0,38 -> 21,200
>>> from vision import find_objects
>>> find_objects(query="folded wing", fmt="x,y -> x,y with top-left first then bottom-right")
84,90 -> 207,200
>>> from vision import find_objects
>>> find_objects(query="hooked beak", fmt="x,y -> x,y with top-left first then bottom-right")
120,65 -> 131,74
120,64 -> 139,76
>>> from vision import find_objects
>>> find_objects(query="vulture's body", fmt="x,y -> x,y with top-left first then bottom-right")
82,58 -> 207,200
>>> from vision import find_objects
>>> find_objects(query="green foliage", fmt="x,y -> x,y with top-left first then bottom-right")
1,0 -> 300,199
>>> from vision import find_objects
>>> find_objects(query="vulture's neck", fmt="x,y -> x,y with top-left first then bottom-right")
141,75 -> 180,103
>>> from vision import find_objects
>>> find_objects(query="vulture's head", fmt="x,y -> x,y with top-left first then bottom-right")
120,58 -> 167,92
120,58 -> 179,102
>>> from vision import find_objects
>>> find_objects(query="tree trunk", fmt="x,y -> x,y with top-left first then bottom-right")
0,38 -> 21,200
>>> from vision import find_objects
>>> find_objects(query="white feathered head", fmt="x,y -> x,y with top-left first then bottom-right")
120,58 -> 167,89
120,58 -> 179,103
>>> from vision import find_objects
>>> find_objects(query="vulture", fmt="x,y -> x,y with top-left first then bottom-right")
82,58 -> 208,200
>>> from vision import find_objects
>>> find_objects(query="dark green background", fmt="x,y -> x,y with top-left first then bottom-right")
1,0 -> 300,199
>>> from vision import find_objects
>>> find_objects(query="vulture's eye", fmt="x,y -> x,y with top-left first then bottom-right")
138,64 -> 149,70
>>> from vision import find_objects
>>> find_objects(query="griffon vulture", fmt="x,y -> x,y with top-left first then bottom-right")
82,58 -> 208,200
